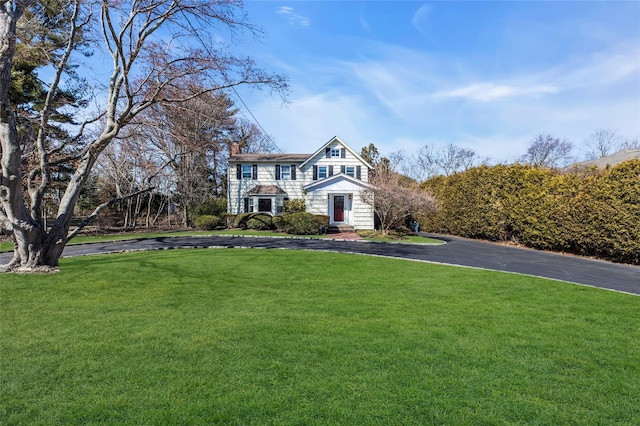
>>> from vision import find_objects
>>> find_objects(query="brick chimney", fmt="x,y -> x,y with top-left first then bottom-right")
231,141 -> 240,156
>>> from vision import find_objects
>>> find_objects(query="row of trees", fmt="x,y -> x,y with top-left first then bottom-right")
1,0 -> 287,270
363,130 -> 639,183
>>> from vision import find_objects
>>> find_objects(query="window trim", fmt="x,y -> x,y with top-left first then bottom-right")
241,164 -> 252,180
280,165 -> 291,180
345,166 -> 355,177
258,198 -> 272,213
244,197 -> 254,213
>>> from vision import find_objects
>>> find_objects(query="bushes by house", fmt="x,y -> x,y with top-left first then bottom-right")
421,160 -> 640,264
234,213 -> 275,230
190,198 -> 228,229
194,215 -> 223,230
283,198 -> 306,214
281,212 -> 323,235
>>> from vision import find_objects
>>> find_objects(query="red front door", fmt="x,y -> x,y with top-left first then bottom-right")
333,195 -> 344,222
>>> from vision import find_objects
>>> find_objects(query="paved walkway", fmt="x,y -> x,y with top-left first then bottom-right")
325,232 -> 363,241
1,234 -> 638,295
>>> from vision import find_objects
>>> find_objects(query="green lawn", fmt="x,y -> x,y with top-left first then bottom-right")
1,249 -> 638,424
0,230 -> 443,252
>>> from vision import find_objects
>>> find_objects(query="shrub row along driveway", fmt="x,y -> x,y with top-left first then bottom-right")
1,234 -> 638,295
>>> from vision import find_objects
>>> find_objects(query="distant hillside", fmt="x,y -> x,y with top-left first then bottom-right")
570,149 -> 640,169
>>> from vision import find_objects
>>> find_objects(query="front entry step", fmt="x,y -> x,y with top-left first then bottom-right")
328,225 -> 355,234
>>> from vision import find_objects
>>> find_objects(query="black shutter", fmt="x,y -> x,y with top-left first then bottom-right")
325,148 -> 331,158
341,148 -> 346,158
275,164 -> 281,180
313,165 -> 318,180
340,165 -> 345,174
236,164 -> 241,180
291,165 -> 296,180
252,164 -> 258,180
244,198 -> 249,213
328,165 -> 333,176
356,165 -> 361,179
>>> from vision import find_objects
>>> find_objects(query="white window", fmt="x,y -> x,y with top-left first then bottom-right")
318,166 -> 327,179
281,165 -> 291,180
242,164 -> 252,179
330,148 -> 341,157
244,197 -> 254,213
346,166 -> 355,177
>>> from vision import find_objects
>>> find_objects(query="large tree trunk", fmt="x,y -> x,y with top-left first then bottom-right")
0,1 -> 48,271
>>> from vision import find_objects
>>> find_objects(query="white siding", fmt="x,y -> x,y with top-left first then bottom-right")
228,162 -> 305,214
298,140 -> 370,183
227,137 -> 374,229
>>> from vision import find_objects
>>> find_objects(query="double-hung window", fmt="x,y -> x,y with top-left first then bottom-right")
318,166 -> 327,179
280,165 -> 291,180
244,197 -> 254,213
345,166 -> 355,177
241,164 -> 252,179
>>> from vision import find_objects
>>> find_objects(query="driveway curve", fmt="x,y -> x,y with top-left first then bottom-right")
1,234 -> 638,295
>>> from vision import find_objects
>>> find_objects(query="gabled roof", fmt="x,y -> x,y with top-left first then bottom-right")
298,136 -> 373,170
229,153 -> 309,163
303,173 -> 375,191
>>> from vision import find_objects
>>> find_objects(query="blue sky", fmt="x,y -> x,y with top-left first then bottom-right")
234,1 -> 640,162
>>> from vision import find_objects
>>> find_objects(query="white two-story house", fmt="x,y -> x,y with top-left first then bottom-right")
228,136 -> 375,230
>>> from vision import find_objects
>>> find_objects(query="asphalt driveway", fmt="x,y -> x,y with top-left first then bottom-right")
2,234 -> 637,295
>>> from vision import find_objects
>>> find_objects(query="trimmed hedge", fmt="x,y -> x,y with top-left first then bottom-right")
234,213 -> 274,230
421,160 -> 640,264
194,215 -> 223,230
281,212 -> 322,235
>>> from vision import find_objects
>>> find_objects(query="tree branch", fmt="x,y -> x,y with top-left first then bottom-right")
66,186 -> 155,241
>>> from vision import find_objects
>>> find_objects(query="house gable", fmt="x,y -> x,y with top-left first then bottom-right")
298,136 -> 373,171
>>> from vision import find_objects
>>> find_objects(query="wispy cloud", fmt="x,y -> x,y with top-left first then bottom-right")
433,82 -> 559,102
277,7 -> 310,27
411,4 -> 432,37
243,2 -> 639,163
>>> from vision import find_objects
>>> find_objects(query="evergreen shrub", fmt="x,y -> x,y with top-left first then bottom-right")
282,212 -> 321,235
194,215 -> 222,230
284,199 -> 306,214
421,160 -> 640,264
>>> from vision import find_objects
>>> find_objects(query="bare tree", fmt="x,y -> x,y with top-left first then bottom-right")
518,134 -> 574,168
361,165 -> 436,235
584,128 -> 622,159
1,0 -> 288,271
234,119 -> 274,154
414,143 -> 481,179
619,137 -> 640,150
